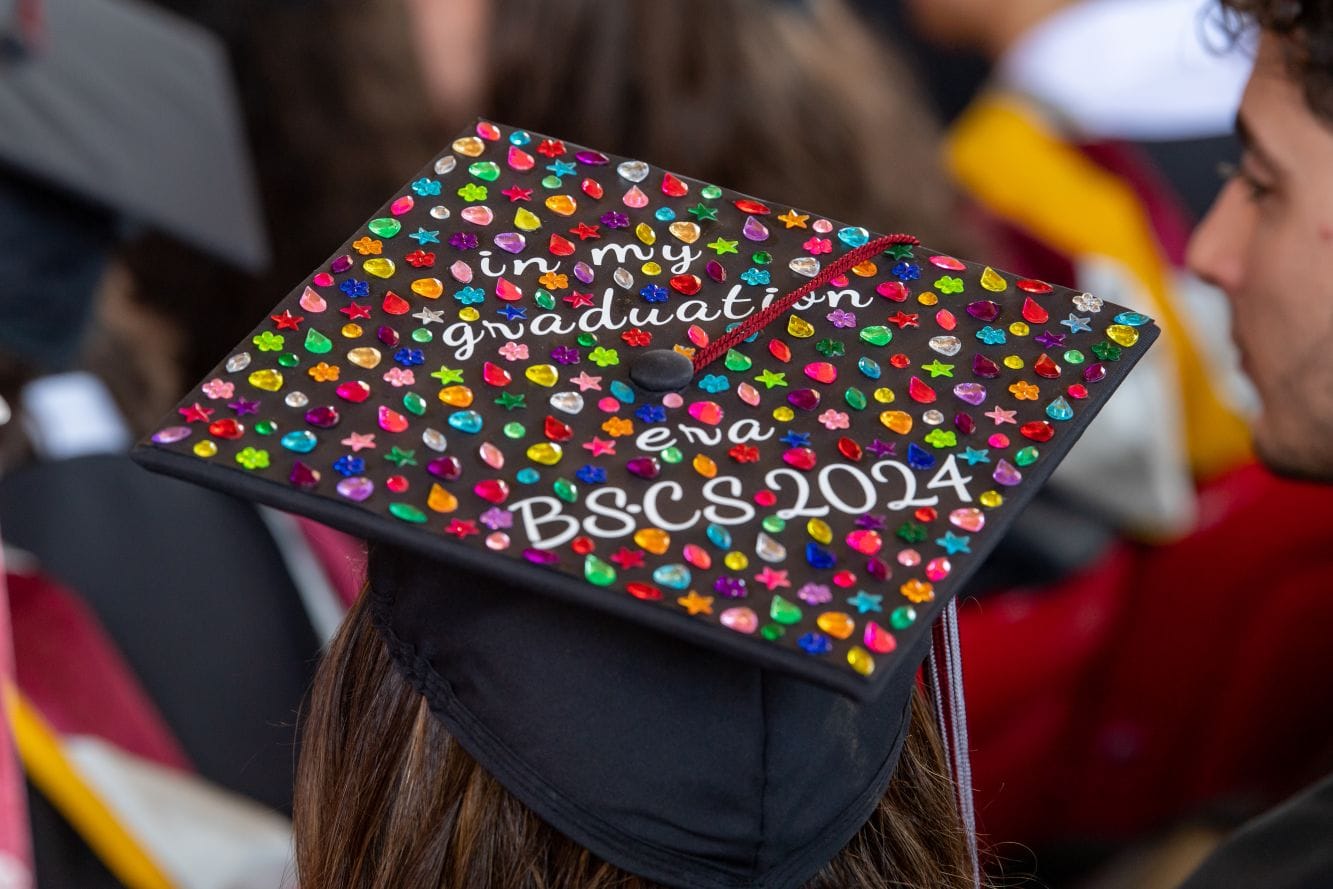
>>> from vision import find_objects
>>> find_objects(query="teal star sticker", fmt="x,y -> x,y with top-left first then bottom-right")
846,591 -> 883,614
431,365 -> 464,385
687,203 -> 719,222
935,532 -> 972,555
755,369 -> 788,389
1061,313 -> 1092,333
409,228 -> 441,245
494,391 -> 526,410
546,159 -> 577,177
921,359 -> 955,378
884,243 -> 915,260
384,446 -> 418,468
706,237 -> 739,255
962,447 -> 990,465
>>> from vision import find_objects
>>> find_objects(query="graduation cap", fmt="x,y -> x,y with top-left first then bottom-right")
0,0 -> 267,271
134,120 -> 1157,887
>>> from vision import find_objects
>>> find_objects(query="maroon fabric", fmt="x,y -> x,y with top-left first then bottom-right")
1078,140 -> 1196,267
7,569 -> 192,771
963,463 -> 1333,843
0,557 -> 32,878
295,517 -> 365,610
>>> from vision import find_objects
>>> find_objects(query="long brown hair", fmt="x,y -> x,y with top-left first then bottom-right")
474,0 -> 973,255
294,591 -> 975,888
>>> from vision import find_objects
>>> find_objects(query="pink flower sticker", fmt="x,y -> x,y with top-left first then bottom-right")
818,409 -> 850,430
201,378 -> 234,400
498,341 -> 529,361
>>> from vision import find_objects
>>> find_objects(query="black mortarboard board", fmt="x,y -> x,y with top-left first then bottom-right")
0,0 -> 267,271
133,120 -> 1157,886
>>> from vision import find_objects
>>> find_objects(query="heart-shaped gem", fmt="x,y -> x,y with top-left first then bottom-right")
549,391 -> 584,414
652,564 -> 691,590
460,205 -> 493,225
859,326 -> 892,346
816,612 -> 855,640
670,274 -> 701,295
720,607 -> 758,634
950,508 -> 985,532
668,221 -> 700,243
411,278 -> 443,299
617,160 -> 649,182
634,527 -> 671,555
336,477 -> 374,501
346,348 -> 382,369
952,382 -> 987,405
688,401 -> 724,425
362,257 -> 394,279
929,335 -> 962,356
789,257 -> 820,277
545,195 -> 576,216
526,442 -> 563,465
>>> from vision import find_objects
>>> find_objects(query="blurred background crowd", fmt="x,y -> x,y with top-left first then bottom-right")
1,0 -> 1330,886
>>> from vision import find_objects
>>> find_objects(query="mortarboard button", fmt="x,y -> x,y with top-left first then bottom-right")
629,349 -> 694,392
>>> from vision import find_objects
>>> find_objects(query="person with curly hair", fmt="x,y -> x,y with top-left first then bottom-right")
1179,1 -> 1333,884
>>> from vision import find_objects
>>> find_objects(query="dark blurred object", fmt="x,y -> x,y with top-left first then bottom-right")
856,0 -> 990,122
0,0 -> 267,271
0,455 -> 321,814
1138,135 -> 1240,223
125,0 -> 437,383
1176,774 -> 1333,889
25,780 -> 120,889
0,173 -> 116,373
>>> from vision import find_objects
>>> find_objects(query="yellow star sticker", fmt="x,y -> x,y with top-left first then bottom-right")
777,209 -> 809,229
677,590 -> 714,616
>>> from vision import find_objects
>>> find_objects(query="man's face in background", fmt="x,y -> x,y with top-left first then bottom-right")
1188,34 -> 1333,482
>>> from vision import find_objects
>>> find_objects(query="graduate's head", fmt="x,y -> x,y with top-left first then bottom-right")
1188,1 -> 1333,481
292,548 -> 974,889
135,110 -> 1159,889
